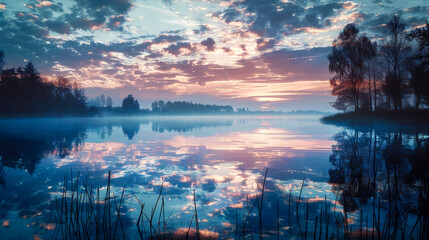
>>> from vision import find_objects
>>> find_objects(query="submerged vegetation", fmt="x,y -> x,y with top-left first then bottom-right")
53,162 -> 429,239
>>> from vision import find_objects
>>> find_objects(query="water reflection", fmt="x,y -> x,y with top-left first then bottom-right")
0,118 -> 237,179
329,128 -> 429,210
151,119 -> 233,133
0,117 -> 427,239
328,127 -> 429,238
122,121 -> 141,139
0,120 -> 86,180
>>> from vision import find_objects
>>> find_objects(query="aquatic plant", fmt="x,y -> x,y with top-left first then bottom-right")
52,168 -> 428,239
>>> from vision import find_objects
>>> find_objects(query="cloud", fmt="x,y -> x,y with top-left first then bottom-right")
202,179 -> 216,192
221,0 -> 345,37
256,38 -> 276,51
24,1 -> 64,13
152,34 -> 185,43
201,38 -> 216,51
72,0 -> 133,16
360,10 -> 429,36
106,15 -> 126,30
160,0 -> 173,5
404,5 -> 429,14
11,0 -> 132,34
43,20 -> 72,34
193,24 -> 210,34
32,0 -> 134,33
1,0 -> 427,111
163,42 -> 196,56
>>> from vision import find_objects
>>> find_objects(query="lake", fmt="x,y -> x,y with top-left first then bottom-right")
0,116 -> 428,239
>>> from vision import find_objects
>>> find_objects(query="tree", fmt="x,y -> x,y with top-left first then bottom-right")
365,52 -> 384,111
0,68 -> 19,114
17,62 -> 44,114
71,81 -> 87,114
406,21 -> 429,50
151,101 -> 159,113
158,100 -> 165,112
106,96 -> 113,111
122,94 -> 140,114
408,63 -> 429,109
406,22 -> 429,108
95,96 -> 101,107
328,24 -> 377,111
100,94 -> 106,108
381,16 -> 411,111
53,76 -> 71,99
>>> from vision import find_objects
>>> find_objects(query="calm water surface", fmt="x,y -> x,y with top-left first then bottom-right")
0,116 -> 427,239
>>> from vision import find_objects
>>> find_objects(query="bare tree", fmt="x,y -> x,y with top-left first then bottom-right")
381,16 -> 411,111
365,50 -> 384,111
53,76 -> 71,99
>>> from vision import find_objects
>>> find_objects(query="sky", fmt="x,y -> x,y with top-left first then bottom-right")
0,0 -> 428,111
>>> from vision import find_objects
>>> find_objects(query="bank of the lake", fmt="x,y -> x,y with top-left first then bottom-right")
321,110 -> 429,127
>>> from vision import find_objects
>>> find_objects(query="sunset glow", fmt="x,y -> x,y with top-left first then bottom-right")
1,0 -> 427,111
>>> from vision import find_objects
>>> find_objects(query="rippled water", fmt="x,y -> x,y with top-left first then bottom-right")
0,116 -> 427,239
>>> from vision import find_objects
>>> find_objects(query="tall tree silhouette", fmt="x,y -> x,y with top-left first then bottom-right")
365,46 -> 383,111
406,22 -> 429,109
328,24 -> 376,111
381,16 -> 411,111
408,61 -> 429,109
18,62 -> 44,114
0,68 -> 20,114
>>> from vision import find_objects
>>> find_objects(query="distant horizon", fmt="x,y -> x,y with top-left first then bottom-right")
1,0 -> 427,111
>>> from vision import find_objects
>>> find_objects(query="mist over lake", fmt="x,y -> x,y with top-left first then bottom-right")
1,0 -> 429,238
0,115 -> 427,239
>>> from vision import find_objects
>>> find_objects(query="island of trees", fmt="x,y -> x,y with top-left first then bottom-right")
323,16 -> 429,124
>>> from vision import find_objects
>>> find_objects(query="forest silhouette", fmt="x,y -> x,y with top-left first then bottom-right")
0,52 -> 236,117
328,17 -> 429,113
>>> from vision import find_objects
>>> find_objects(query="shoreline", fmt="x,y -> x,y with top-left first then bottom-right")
320,110 -> 429,128
0,112 -> 329,121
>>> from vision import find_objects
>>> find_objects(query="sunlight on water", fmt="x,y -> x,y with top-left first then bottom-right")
0,116 -> 427,239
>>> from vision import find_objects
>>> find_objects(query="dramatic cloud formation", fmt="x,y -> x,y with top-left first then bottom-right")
0,0 -> 428,110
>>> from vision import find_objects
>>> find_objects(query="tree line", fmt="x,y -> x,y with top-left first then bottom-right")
0,56 -> 87,116
328,16 -> 429,112
0,52 -> 130,117
151,100 -> 233,114
0,53 -> 239,117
